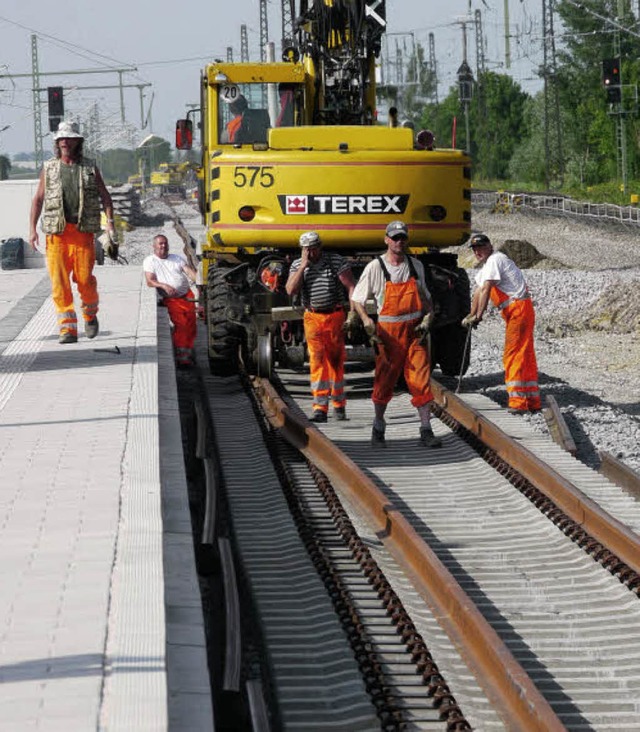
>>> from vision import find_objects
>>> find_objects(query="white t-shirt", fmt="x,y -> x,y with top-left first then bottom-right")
475,251 -> 528,299
352,255 -> 430,312
143,253 -> 191,297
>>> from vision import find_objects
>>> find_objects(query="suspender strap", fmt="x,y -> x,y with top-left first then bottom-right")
377,255 -> 418,281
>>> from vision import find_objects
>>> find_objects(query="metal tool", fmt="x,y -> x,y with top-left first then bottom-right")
455,326 -> 473,394
92,345 -> 121,354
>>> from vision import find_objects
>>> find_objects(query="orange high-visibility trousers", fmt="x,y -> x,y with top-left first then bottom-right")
46,224 -> 98,336
372,277 -> 433,409
491,288 -> 541,411
303,309 -> 346,413
166,293 -> 197,352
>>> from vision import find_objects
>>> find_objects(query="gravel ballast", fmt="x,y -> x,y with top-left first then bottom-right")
461,208 -> 640,473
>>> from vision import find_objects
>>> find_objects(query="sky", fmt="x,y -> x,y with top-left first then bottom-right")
0,0 -> 545,158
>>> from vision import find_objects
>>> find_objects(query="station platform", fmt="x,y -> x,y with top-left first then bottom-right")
0,266 -> 213,731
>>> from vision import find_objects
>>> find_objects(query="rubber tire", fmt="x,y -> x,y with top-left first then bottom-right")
206,266 -> 240,376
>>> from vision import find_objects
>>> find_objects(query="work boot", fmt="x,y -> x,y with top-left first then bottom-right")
419,425 -> 442,448
309,410 -> 327,423
507,407 -> 527,415
85,317 -> 99,339
371,424 -> 386,448
59,331 -> 78,344
334,406 -> 347,421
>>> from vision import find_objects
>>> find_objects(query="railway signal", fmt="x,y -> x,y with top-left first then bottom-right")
602,58 -> 621,103
47,86 -> 64,132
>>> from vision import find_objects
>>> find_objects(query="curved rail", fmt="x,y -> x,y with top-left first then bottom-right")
253,375 -> 565,732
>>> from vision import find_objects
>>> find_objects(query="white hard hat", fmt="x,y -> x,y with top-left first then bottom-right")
299,231 -> 321,248
53,120 -> 83,140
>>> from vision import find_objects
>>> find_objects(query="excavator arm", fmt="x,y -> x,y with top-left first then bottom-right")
296,0 -> 386,123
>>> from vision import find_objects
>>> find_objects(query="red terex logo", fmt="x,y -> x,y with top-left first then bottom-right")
285,195 -> 308,214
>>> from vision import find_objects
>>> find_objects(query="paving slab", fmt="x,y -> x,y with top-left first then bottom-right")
0,266 -> 212,731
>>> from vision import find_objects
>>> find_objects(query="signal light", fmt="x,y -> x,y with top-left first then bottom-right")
602,58 -> 621,103
47,86 -> 64,117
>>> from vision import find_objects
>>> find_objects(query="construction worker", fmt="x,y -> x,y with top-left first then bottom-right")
223,95 -> 248,143
351,221 -> 441,448
143,235 -> 198,368
462,233 -> 541,414
29,120 -> 116,344
286,231 -> 357,423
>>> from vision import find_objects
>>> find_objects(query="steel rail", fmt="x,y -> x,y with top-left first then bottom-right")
252,376 -> 565,732
599,449 -> 640,498
543,395 -> 577,456
430,379 -> 640,576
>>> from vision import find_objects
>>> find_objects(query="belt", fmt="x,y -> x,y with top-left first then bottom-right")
306,305 -> 344,314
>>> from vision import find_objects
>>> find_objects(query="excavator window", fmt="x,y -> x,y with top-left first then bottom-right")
218,82 -> 301,145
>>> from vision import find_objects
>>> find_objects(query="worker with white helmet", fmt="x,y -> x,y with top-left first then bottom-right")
286,231 -> 357,423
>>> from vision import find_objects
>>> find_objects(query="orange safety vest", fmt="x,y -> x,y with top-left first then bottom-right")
226,115 -> 243,142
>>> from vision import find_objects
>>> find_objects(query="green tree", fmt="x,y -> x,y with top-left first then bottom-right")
99,148 -> 139,184
555,0 -> 640,183
0,155 -> 11,180
470,71 -> 529,180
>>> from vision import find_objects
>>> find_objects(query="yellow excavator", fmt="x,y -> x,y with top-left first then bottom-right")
176,0 -> 471,377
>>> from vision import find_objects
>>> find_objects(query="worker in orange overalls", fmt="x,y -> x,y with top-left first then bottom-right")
29,120 -> 117,344
462,233 -> 541,414
143,235 -> 198,368
286,231 -> 357,423
351,221 -> 441,448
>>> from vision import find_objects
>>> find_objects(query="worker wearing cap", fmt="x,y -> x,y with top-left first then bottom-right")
462,233 -> 541,414
351,221 -> 441,448
29,120 -> 116,344
286,231 -> 356,422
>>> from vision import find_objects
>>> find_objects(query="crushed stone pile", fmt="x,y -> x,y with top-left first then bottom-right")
545,281 -> 640,336
458,238 -> 567,271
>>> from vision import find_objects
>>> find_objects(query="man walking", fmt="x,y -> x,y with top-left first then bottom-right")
286,231 -> 356,422
462,233 -> 541,414
29,120 -> 116,344
143,235 -> 198,368
351,221 -> 441,448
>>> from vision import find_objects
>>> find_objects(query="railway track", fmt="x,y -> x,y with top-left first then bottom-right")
174,326 -> 640,732
160,200 -> 640,730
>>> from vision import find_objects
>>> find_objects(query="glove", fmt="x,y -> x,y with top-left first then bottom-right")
461,313 -> 480,329
342,310 -> 359,335
364,321 -> 382,346
106,232 -> 119,262
415,312 -> 435,336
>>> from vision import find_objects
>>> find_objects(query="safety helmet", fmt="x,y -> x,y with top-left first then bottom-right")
469,233 -> 492,248
299,231 -> 321,248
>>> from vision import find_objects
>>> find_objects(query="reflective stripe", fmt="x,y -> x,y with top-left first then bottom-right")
313,395 -> 329,407
497,293 -> 531,311
506,379 -> 539,388
508,388 -> 540,397
378,310 -> 422,323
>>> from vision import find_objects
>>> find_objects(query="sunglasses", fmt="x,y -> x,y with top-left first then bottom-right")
389,234 -> 408,241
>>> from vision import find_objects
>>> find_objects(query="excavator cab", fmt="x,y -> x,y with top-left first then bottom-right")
216,81 -> 304,145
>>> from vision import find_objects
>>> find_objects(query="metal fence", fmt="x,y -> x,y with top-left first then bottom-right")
473,190 -> 640,228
